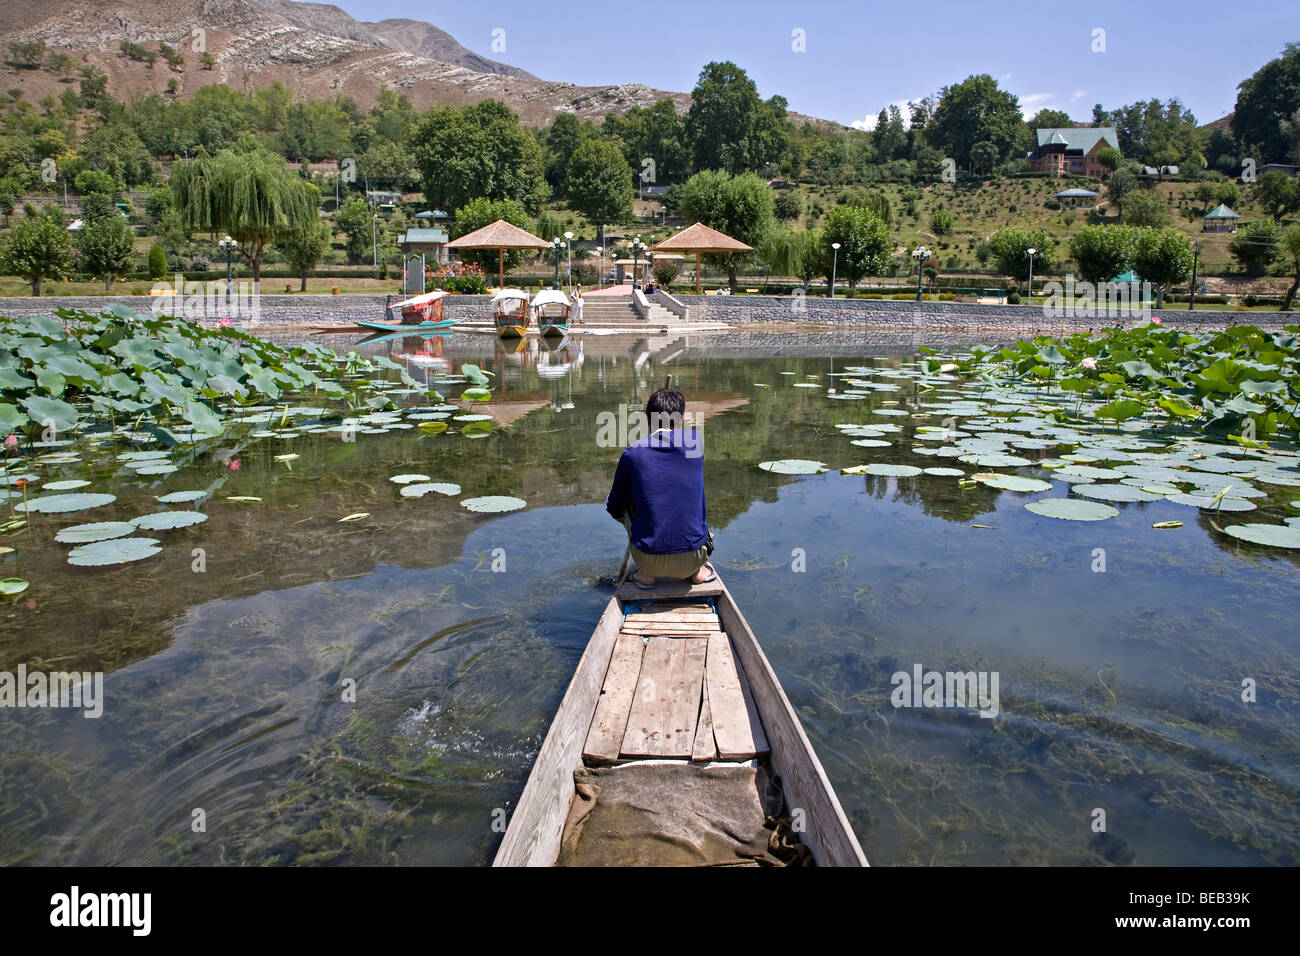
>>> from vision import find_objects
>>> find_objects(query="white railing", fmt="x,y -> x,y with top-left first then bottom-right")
652,290 -> 691,322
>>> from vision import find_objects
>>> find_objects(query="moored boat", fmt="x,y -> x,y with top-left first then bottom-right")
493,574 -> 867,867
493,289 -> 531,337
532,289 -> 571,337
387,289 -> 451,326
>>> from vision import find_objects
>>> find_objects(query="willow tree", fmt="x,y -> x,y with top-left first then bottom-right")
171,148 -> 320,285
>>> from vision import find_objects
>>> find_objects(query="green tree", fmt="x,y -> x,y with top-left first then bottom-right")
335,196 -> 373,262
650,259 -> 679,289
75,211 -> 136,291
171,148 -> 320,283
930,205 -> 956,236
275,219 -> 332,291
755,226 -> 803,281
1232,43 -> 1300,164
1253,170 -> 1300,222
1027,108 -> 1073,132
1215,182 -> 1242,208
8,41 -> 44,69
73,169 -> 118,196
411,100 -> 549,216
1121,189 -> 1172,228
79,193 -> 118,223
988,227 -> 1054,287
684,61 -> 788,174
1278,223 -> 1300,312
566,138 -> 633,223
795,228 -> 826,287
147,242 -> 166,279
604,98 -> 687,184
451,196 -> 532,274
1131,227 -> 1194,308
1,206 -> 73,295
1095,146 -> 1122,176
969,140 -> 1000,177
773,191 -> 802,220
1069,224 -> 1136,284
1106,167 -> 1139,216
927,74 -> 1025,170
544,112 -> 593,193
821,206 -> 891,288
1229,221 -> 1280,277
675,170 -> 775,291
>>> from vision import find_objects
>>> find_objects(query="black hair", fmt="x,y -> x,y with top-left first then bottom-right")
645,388 -> 686,430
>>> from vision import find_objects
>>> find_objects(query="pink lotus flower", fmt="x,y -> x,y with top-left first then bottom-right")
224,458 -> 241,471
3,434 -> 15,449
218,317 -> 233,328
1081,356 -> 1097,370
1152,317 -> 1163,325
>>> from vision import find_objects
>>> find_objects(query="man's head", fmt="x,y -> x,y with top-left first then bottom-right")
646,388 -> 685,432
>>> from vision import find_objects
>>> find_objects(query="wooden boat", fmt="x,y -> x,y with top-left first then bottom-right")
532,289 -> 570,337
355,318 -> 457,335
388,290 -> 451,326
493,289 -> 530,338
493,574 -> 867,867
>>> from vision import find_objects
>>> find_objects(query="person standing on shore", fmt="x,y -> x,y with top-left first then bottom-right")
573,290 -> 584,325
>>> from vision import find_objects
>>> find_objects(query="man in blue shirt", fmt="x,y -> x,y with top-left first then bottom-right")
606,388 -> 714,588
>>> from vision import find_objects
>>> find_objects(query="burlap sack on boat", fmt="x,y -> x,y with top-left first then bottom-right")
555,762 -> 811,867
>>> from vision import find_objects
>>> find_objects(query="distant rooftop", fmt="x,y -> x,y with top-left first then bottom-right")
1035,127 -> 1119,155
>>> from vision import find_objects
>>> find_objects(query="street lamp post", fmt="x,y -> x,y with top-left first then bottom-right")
552,237 -> 563,289
630,236 -> 646,290
596,246 -> 604,287
830,242 -> 840,299
564,231 -> 574,293
1189,241 -> 1201,311
219,235 -> 237,295
372,215 -> 378,271
913,245 -> 930,301
1026,247 -> 1036,305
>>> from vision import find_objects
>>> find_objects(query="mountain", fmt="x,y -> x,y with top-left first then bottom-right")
0,0 -> 688,124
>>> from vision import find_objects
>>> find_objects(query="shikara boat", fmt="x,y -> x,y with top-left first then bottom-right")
493,289 -> 531,337
532,289 -> 571,337
387,290 -> 452,326
355,319 -> 457,335
493,574 -> 867,867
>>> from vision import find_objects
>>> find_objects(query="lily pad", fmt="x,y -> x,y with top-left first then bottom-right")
858,464 -> 924,477
1222,523 -> 1300,548
460,496 -> 527,513
979,475 -> 1053,493
15,493 -> 116,514
758,460 -> 827,475
400,483 -> 461,498
54,521 -> 137,544
1024,499 -> 1120,521
0,578 -> 29,597
43,480 -> 92,491
130,511 -> 208,531
158,490 -> 209,504
67,537 -> 162,566
1165,494 -> 1257,512
1072,484 -> 1165,503
923,467 -> 966,477
390,474 -> 432,484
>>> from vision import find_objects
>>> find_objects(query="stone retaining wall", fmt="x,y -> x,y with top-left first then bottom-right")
0,292 -> 1294,333
676,294 -> 1297,332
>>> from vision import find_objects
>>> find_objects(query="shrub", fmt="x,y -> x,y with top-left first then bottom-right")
1007,291 -> 1021,304
1044,198 -> 1062,210
147,243 -> 166,280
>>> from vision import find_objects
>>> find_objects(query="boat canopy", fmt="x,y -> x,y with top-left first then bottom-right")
492,289 -> 530,303
390,290 -> 449,311
532,290 -> 571,309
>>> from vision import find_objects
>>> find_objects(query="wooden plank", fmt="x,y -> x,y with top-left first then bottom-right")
624,610 -> 719,623
493,597 -> 624,867
733,648 -> 770,757
615,579 -> 724,601
716,586 -> 869,867
620,637 -> 706,758
705,632 -> 767,760
581,632 -> 648,763
691,681 -> 717,762
619,621 -> 722,634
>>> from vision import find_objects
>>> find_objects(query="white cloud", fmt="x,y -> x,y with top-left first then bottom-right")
1070,89 -> 1088,101
1018,92 -> 1057,119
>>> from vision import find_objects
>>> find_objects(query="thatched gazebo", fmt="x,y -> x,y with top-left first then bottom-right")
650,222 -> 753,293
446,219 -> 551,287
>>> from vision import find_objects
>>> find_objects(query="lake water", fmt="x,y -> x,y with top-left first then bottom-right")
2,329 -> 1297,866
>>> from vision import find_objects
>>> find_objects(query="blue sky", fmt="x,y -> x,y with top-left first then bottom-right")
332,0 -> 1295,127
